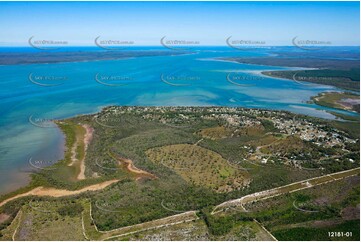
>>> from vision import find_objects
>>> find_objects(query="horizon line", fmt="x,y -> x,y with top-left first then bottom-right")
0,45 -> 360,48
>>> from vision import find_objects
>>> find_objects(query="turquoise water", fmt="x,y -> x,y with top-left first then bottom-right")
0,47 -> 358,193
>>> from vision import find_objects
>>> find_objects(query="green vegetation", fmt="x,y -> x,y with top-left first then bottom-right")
1,199 -> 87,241
199,209 -> 255,237
311,92 -> 360,113
240,175 -> 360,241
28,120 -> 127,190
198,126 -> 233,140
262,69 -> 360,91
328,111 -> 360,122
329,120 -> 360,140
146,144 -> 249,192
273,220 -> 360,241
0,106 -> 359,241
57,203 -> 83,217
222,56 -> 360,91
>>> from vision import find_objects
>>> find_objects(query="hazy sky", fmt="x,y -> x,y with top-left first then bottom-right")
0,1 -> 359,46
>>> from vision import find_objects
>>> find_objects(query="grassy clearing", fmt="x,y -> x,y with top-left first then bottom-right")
198,126 -> 234,140
259,136 -> 309,155
146,144 -> 250,192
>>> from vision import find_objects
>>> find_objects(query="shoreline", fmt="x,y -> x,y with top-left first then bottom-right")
217,57 -> 359,92
309,92 -> 360,121
261,70 -> 360,92
0,105 -> 359,240
0,104 -> 359,199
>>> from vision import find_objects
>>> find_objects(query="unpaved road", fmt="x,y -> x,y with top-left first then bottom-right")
69,124 -> 94,180
0,154 -> 156,208
212,167 -> 360,214
77,124 -> 94,180
3,166 -> 358,240
0,180 -> 119,208
84,202 -> 198,240
83,168 -> 358,240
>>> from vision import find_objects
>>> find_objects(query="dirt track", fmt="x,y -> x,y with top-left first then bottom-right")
0,179 -> 119,208
212,167 -> 360,214
78,124 -> 94,180
0,154 -> 156,208
68,124 -> 94,180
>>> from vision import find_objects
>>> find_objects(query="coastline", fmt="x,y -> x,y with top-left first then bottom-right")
0,105 -> 359,240
311,92 -> 360,111
0,93 -> 359,198
217,56 -> 360,92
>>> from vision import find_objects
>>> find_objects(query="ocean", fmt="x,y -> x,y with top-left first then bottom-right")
0,46 -> 358,194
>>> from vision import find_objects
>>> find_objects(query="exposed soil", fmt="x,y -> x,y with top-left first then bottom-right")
118,157 -> 158,180
0,154 -> 157,208
0,180 -> 119,208
68,124 -> 94,180
77,124 -> 94,180
0,213 -> 10,224
341,205 -> 360,220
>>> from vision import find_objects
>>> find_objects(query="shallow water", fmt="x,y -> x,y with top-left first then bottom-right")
0,47 -> 358,194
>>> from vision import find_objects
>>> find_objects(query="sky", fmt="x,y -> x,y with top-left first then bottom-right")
0,1 -> 359,46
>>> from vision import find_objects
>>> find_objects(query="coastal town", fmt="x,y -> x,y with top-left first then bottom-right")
99,106 -> 359,170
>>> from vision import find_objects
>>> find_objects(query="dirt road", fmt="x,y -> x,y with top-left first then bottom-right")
212,167 -> 359,214
0,180 -> 119,208
0,154 -> 156,208
68,124 -> 94,180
